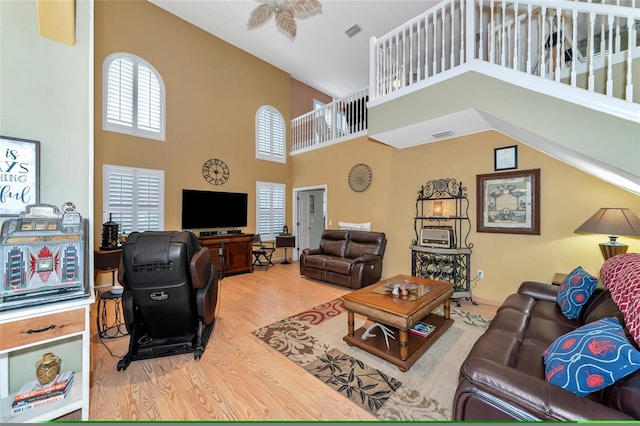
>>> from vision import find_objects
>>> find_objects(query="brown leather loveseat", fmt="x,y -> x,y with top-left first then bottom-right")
453,281 -> 639,421
299,229 -> 386,289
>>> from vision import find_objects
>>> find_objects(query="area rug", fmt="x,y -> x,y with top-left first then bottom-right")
251,298 -> 492,420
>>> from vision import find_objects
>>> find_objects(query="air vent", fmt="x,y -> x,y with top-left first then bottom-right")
345,25 -> 362,38
432,130 -> 455,139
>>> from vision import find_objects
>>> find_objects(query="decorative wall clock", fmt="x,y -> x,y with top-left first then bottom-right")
348,163 -> 372,192
202,158 -> 229,185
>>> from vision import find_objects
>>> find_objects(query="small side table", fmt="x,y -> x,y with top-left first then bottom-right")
276,235 -> 295,264
96,290 -> 128,339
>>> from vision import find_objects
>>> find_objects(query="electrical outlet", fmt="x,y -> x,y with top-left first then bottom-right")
477,269 -> 484,279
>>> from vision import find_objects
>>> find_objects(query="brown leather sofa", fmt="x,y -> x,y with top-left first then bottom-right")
299,230 -> 386,289
453,281 -> 639,421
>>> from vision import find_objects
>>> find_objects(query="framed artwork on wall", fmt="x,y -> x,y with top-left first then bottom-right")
0,135 -> 40,216
494,145 -> 518,171
476,168 -> 540,235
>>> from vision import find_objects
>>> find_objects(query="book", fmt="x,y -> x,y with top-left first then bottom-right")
12,376 -> 74,407
11,384 -> 72,414
13,371 -> 74,402
409,321 -> 436,337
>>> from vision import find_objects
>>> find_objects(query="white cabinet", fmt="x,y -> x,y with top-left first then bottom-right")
0,296 -> 93,422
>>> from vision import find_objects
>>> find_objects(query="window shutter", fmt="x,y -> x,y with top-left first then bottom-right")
256,106 -> 285,163
256,182 -> 286,240
106,58 -> 134,128
137,64 -> 162,134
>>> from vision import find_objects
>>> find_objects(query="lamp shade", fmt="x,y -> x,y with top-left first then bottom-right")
575,208 -> 640,260
575,208 -> 640,236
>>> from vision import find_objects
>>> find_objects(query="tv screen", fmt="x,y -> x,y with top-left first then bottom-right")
181,189 -> 248,229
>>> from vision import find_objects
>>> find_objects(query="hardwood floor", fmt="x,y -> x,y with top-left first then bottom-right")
89,262 -> 496,421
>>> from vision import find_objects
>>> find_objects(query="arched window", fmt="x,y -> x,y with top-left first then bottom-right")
103,53 -> 165,141
256,106 -> 285,163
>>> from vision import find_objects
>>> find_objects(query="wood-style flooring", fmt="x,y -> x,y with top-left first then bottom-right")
89,262 -> 496,421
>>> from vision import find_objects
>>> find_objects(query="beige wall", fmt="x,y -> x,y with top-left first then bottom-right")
291,131 -> 640,304
291,78 -> 332,118
94,0 -> 291,246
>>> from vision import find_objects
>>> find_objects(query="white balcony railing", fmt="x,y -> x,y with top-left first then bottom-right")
290,87 -> 368,153
290,0 -> 639,154
369,0 -> 639,102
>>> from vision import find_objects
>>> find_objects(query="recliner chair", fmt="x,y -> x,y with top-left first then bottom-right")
116,230 -> 218,371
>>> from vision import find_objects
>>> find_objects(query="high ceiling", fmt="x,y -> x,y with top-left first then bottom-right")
148,0 -> 439,98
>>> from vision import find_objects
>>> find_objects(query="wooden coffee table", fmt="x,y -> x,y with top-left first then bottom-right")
341,274 -> 454,371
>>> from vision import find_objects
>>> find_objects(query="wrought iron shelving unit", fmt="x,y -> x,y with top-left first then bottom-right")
410,178 -> 476,307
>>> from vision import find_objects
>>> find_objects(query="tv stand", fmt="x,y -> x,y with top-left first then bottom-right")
198,233 -> 253,276
199,230 -> 242,237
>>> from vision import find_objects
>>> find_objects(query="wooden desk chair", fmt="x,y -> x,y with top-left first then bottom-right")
252,234 -> 275,269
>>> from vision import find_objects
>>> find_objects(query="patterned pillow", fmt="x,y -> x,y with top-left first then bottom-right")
601,253 -> 640,347
542,317 -> 640,396
338,221 -> 371,231
556,266 -> 598,319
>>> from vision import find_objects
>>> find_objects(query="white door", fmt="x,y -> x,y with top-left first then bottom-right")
297,191 -> 311,256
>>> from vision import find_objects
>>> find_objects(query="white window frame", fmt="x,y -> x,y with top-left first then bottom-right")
255,105 -> 286,163
256,181 -> 286,241
103,52 -> 166,141
103,164 -> 165,234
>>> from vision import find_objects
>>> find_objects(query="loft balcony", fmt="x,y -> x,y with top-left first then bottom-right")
290,0 -> 640,196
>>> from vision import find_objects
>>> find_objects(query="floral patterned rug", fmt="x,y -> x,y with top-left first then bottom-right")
252,298 -> 492,420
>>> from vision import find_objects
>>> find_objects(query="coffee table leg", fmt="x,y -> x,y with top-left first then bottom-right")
399,329 -> 408,360
347,310 -> 355,337
444,298 -> 451,320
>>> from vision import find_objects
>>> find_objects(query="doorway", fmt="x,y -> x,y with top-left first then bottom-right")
292,185 -> 326,261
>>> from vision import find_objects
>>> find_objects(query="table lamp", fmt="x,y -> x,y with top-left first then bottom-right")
575,208 -> 640,260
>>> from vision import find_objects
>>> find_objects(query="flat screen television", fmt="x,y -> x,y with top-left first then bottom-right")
181,189 -> 248,229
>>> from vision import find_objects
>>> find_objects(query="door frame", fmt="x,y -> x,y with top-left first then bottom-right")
292,184 -> 327,262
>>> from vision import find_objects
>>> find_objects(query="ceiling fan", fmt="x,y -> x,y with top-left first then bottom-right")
246,0 -> 322,40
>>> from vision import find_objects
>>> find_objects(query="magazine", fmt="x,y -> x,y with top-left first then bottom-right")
409,321 -> 436,337
12,376 -> 74,407
11,385 -> 72,414
13,371 -> 74,402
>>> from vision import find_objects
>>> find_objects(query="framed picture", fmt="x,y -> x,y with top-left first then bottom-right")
476,168 -> 540,235
494,145 -> 518,171
309,195 -> 315,213
0,135 -> 40,216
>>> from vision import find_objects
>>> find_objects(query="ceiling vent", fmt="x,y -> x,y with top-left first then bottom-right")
432,130 -> 455,139
345,25 -> 362,38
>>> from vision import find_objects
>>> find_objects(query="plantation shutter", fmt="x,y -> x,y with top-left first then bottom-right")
106,58 -> 134,128
103,165 -> 164,234
137,64 -> 162,134
256,106 -> 285,163
256,182 -> 285,240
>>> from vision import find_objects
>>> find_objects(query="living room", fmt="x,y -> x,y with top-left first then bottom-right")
1,0 -> 639,421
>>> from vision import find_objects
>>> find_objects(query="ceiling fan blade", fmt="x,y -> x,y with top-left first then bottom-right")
289,0 -> 322,17
276,8 -> 296,38
246,3 -> 273,29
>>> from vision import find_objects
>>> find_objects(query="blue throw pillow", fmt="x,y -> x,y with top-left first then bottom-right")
556,266 -> 598,319
542,317 -> 640,396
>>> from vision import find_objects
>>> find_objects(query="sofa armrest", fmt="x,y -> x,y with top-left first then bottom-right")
302,248 -> 323,256
517,281 -> 559,302
458,358 -> 633,420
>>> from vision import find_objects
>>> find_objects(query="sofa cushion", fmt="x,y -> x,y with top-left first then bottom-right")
319,230 -> 349,257
344,230 -> 386,258
542,317 -> 640,397
324,257 -> 353,275
556,266 -> 598,319
601,253 -> 640,347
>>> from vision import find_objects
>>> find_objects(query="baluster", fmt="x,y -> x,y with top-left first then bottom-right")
615,11 -> 621,53
450,1 -> 455,68
432,9 -> 438,74
478,0 -> 484,61
441,4 -> 446,72
526,3 -> 531,74
409,24 -> 414,85
513,1 -> 519,71
600,15 -> 606,63
489,0 -> 495,64
625,14 -> 634,101
571,8 -> 577,87
500,0 -> 506,66
555,8 -> 562,82
588,11 -> 595,92
606,13 -> 613,96
460,0 -> 465,64
417,18 -> 422,81
539,5 -> 546,78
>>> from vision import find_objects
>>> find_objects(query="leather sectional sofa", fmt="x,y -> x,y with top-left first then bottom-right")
453,280 -> 639,421
299,229 -> 386,289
